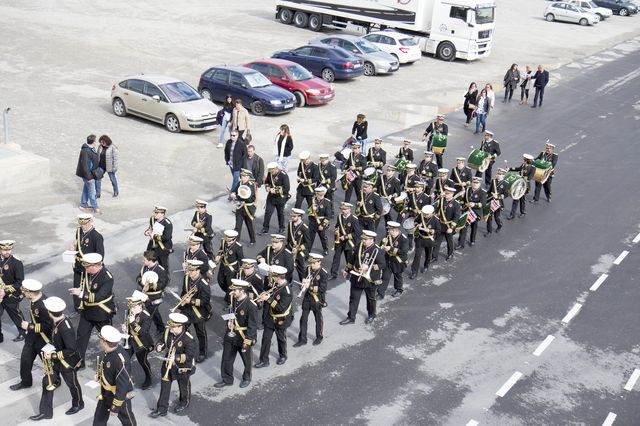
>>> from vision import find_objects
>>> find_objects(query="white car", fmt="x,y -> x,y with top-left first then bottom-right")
362,31 -> 422,64
567,0 -> 613,19
544,2 -> 600,25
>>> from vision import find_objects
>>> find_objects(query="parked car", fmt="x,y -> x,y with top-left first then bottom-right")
111,75 -> 218,133
567,0 -> 613,18
592,0 -> 637,14
197,66 -> 295,116
310,34 -> 399,76
272,44 -> 364,82
544,2 -> 601,25
244,59 -> 335,107
361,30 -> 422,64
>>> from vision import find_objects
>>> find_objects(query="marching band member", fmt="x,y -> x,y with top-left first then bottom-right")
136,251 -> 168,334
457,177 -> 486,249
144,206 -> 173,272
417,151 -> 438,194
238,259 -> 264,301
399,163 -> 420,193
215,230 -> 244,298
485,168 -> 509,236
357,180 -> 383,232
433,168 -> 455,201
70,213 -> 104,313
10,279 -> 52,391
190,199 -> 214,259
450,158 -> 472,199
257,234 -> 294,284
477,130 -> 501,186
377,222 -> 408,299
255,265 -> 293,368
330,202 -> 362,281
295,150 -> 319,209
318,153 -> 338,218
178,259 -> 211,363
287,208 -> 311,281
339,230 -> 385,325
232,169 -> 257,247
533,142 -> 558,202
294,253 -> 327,347
404,181 -> 430,251
308,186 -> 332,255
149,313 -> 197,418
122,291 -> 154,390
30,297 -> 83,420
423,114 -> 448,168
410,205 -> 441,279
434,187 -> 460,262
507,154 -> 536,219
260,162 -> 291,235
0,239 -> 25,343
366,138 -> 387,171
68,253 -> 115,367
378,164 -> 402,224
93,325 -> 136,426
214,279 -> 258,388
395,139 -> 414,163
183,235 -> 209,276
343,141 -> 367,203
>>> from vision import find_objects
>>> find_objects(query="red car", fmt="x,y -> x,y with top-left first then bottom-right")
243,59 -> 335,107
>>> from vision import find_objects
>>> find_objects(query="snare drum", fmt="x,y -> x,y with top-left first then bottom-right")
503,172 -> 527,200
467,149 -> 491,172
381,198 -> 391,215
402,217 -> 416,231
432,133 -> 447,154
532,159 -> 553,184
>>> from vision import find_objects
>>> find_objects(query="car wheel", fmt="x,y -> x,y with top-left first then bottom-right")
294,91 -> 306,107
391,53 -> 399,62
579,17 -> 589,25
279,8 -> 294,24
436,41 -> 456,62
596,13 -> 604,20
112,98 -> 127,117
293,11 -> 309,27
251,101 -> 266,116
321,68 -> 335,82
200,89 -> 213,102
619,8 -> 628,16
545,13 -> 555,21
363,62 -> 376,76
165,113 -> 180,133
308,14 -> 323,31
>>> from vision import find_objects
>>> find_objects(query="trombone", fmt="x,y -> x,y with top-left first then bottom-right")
169,285 -> 198,313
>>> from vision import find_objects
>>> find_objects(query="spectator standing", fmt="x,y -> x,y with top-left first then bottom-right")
474,89 -> 490,135
463,82 -> 478,127
75,135 -> 100,213
244,144 -> 265,187
484,83 -> 495,111
531,65 -> 550,108
96,135 -> 119,198
217,94 -> 234,148
273,124 -> 294,171
352,114 -> 369,153
231,99 -> 250,140
520,65 -> 533,105
502,63 -> 520,103
224,131 -> 247,195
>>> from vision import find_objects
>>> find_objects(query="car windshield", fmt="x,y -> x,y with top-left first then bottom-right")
245,72 -> 271,88
476,6 -> 495,24
354,40 -> 379,54
399,37 -> 418,46
285,65 -> 313,81
159,82 -> 201,103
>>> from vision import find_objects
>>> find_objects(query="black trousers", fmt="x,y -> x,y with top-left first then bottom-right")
189,320 -> 208,357
308,222 -> 328,252
435,153 -> 444,169
20,340 -> 45,385
435,230 -> 455,259
202,237 -> 214,260
298,303 -> 323,343
294,189 -> 313,209
458,219 -> 479,245
330,244 -> 354,276
39,367 -> 83,416
475,164 -> 494,186
235,208 -> 256,244
131,348 -> 152,383
520,87 -> 529,101
93,394 -> 136,426
359,217 -> 376,232
0,297 -> 24,336
510,197 -> 526,216
221,335 -> 252,384
77,317 -> 112,361
326,190 -> 335,217
262,197 -> 286,231
347,282 -> 377,320
294,255 -> 306,282
344,178 -> 362,202
217,266 -> 235,295
486,208 -> 503,232
156,251 -> 170,274
144,301 -> 165,333
533,86 -> 545,106
411,239 -> 434,275
156,372 -> 190,413
504,85 -> 514,101
534,177 -> 553,200
379,265 -> 404,296
259,322 -> 290,362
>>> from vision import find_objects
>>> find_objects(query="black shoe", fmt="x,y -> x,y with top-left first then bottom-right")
174,404 -> 188,414
519,213 -> 526,218
328,274 -> 338,281
376,293 -> 384,300
293,341 -> 306,348
239,380 -> 251,388
473,131 -> 479,135
10,381 -> 31,391
339,318 -> 355,325
455,244 -> 464,250
249,242 -> 255,247
278,228 -> 285,234
12,334 -> 25,342
445,255 -> 453,261
149,409 -> 167,418
431,257 -> 438,262
78,361 -> 86,370
364,315 -> 376,325
254,361 -> 270,368
196,354 -> 206,363
258,229 -> 268,236
96,194 -> 101,199
469,241 -> 475,247
531,105 -> 537,108
214,381 -> 232,388
276,356 -> 287,365
113,192 -> 119,197
313,338 -> 323,346
141,379 -> 152,390
409,273 -> 416,280
506,214 -> 515,220
392,290 -> 403,297
29,414 -> 52,421
65,402 -> 84,415
420,267 -> 426,274
323,250 -> 328,256
529,199 -> 538,203
496,226 -> 502,233
546,197 -> 550,203
484,232 -> 492,237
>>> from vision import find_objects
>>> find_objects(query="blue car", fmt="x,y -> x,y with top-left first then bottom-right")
197,65 -> 295,116
272,45 -> 364,82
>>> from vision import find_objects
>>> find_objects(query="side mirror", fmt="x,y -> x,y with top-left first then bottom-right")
290,51 -> 298,56
241,83 -> 247,89
152,95 -> 161,102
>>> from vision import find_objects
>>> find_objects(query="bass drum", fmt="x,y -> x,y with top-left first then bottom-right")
394,158 -> 407,175
503,172 -> 527,200
467,149 -> 491,172
381,198 -> 391,215
402,217 -> 415,231
533,159 -> 553,184
432,133 -> 447,154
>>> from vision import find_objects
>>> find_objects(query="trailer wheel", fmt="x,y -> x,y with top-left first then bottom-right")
436,41 -> 456,62
309,14 -> 323,32
279,8 -> 294,24
293,11 -> 309,28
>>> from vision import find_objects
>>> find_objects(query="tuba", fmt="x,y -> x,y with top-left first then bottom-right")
237,185 -> 251,200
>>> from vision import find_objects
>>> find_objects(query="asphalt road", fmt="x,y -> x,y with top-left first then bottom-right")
2,45 -> 640,425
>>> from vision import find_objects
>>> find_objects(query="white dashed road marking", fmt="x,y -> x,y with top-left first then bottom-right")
496,371 -> 523,397
633,232 -> 640,244
590,274 -> 609,292
623,369 -> 640,391
602,412 -> 617,426
532,335 -> 555,357
613,250 -> 629,265
466,420 -> 479,426
562,303 -> 583,324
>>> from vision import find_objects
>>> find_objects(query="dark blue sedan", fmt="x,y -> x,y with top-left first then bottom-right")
197,65 -> 295,115
272,45 -> 364,82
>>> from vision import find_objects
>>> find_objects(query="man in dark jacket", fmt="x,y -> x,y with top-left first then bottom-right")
225,131 -> 248,193
531,65 -> 550,108
75,135 -> 100,213
244,144 -> 265,187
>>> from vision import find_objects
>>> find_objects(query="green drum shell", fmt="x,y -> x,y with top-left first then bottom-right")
503,172 -> 527,200
468,149 -> 490,172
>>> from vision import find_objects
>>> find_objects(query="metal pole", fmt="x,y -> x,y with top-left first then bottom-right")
2,108 -> 10,144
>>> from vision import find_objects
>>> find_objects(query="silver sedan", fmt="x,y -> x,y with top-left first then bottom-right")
310,34 -> 399,76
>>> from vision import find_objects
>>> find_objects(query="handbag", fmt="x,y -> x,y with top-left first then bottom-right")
243,129 -> 252,143
471,111 -> 477,119
468,104 -> 476,110
92,167 -> 105,180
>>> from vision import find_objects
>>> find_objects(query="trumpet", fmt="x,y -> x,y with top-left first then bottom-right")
170,285 -> 198,313
121,307 -> 131,350
353,248 -> 378,283
161,341 -> 177,382
43,356 -> 58,391
297,271 -> 313,299
227,295 -> 236,338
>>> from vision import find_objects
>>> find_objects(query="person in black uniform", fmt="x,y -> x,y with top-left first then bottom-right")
136,251 -> 168,334
307,186 -> 332,255
10,279 -> 52,391
403,181 -> 430,251
435,187 -> 461,261
144,206 -> 173,272
450,158 -> 472,200
357,180 -> 383,232
378,165 -> 402,224
232,169 -> 258,247
294,253 -> 327,346
318,153 -> 338,218
399,163 -> 420,193
485,168 -> 509,236
149,313 -> 197,418
214,279 -> 258,388
433,168 -> 455,202
238,259 -> 263,303
343,142 -> 367,203
0,239 -> 25,342
30,297 -> 83,421
183,235 -> 209,276
70,213 -> 104,312
190,199 -> 214,259
476,130 -> 501,186
257,234 -> 294,284
339,230 -> 386,325
366,138 -> 387,172
410,205 -> 441,279
261,162 -> 291,234
255,265 -> 293,367
507,154 -> 536,219
295,150 -> 319,209
68,253 -> 115,367
378,222 -> 408,299
287,208 -> 311,281
177,260 -> 211,363
417,151 -> 438,195
330,202 -> 362,280
533,142 -> 558,202
457,177 -> 486,248
423,114 -> 449,168
215,230 -> 244,299
396,139 -> 414,163
122,291 -> 154,390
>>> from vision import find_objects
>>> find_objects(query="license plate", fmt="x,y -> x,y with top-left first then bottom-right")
353,63 -> 361,68
284,103 -> 294,109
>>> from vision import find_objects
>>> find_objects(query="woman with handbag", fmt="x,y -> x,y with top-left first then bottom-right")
502,63 -> 521,103
520,65 -> 532,105
217,94 -> 234,148
474,89 -> 490,135
273,124 -> 294,171
463,82 -> 478,127
96,135 -> 119,197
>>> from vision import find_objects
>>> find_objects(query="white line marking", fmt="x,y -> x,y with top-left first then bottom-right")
590,274 -> 609,291
633,232 -> 640,244
624,369 -> 640,391
562,303 -> 583,324
602,412 -> 617,426
466,421 -> 479,426
496,371 -> 523,397
613,250 -> 629,265
533,335 -> 555,357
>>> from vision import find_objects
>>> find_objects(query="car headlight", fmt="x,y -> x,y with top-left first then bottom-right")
307,89 -> 320,95
329,84 -> 334,91
270,100 -> 282,106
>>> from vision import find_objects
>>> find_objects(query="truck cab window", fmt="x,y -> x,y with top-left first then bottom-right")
449,6 -> 468,21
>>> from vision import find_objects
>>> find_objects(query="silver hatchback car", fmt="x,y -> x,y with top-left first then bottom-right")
310,35 -> 399,76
